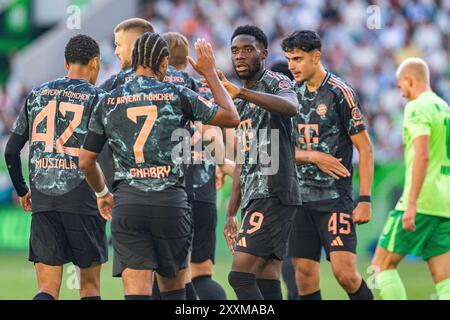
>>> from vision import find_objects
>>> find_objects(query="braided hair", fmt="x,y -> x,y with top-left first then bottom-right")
131,32 -> 169,77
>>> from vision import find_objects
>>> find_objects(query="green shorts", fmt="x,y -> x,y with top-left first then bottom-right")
378,210 -> 450,260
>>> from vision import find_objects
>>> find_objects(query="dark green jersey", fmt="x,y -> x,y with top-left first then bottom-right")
164,68 -> 216,204
191,79 -> 216,204
235,69 -> 301,210
98,68 -> 135,188
88,74 -> 219,207
163,65 -> 198,91
11,77 -> 102,214
99,67 -> 134,92
292,72 -> 366,202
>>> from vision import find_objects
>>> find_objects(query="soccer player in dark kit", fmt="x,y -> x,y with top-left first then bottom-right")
222,25 -> 301,300
79,33 -> 239,300
98,18 -> 155,187
162,31 -> 227,300
4,35 -> 107,300
100,18 -> 155,92
282,30 -> 375,300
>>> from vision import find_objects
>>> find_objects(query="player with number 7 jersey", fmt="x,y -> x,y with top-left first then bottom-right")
79,33 -> 238,299
4,35 -> 107,300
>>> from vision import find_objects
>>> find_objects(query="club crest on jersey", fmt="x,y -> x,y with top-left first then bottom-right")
278,80 -> 292,90
198,95 -> 213,108
352,107 -> 362,120
316,104 -> 328,116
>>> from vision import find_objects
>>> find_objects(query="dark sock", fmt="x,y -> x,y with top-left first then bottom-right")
193,275 -> 227,300
152,280 -> 161,300
299,290 -> 322,300
81,296 -> 101,300
256,279 -> 283,300
228,271 -> 263,300
32,292 -> 55,300
161,288 -> 186,300
281,259 -> 298,300
124,295 -> 152,300
186,282 -> 198,300
348,280 -> 374,300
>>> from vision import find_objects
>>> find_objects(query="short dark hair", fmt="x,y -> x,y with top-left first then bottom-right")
281,30 -> 322,52
270,60 -> 294,80
64,34 -> 100,65
231,25 -> 268,49
132,32 -> 169,73
114,18 -> 155,34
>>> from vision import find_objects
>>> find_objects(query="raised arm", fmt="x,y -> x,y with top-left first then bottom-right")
188,39 -> 239,128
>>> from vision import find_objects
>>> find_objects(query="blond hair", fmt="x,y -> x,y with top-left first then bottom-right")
114,18 -> 155,35
162,32 -> 189,69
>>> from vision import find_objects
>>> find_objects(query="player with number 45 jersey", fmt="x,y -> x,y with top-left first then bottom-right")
4,35 -> 107,300
282,31 -> 375,300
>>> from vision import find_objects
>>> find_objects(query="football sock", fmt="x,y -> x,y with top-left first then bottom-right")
256,279 -> 282,300
81,296 -> 101,300
152,280 -> 161,300
32,292 -> 55,300
186,282 -> 198,300
228,271 -> 263,300
299,290 -> 322,300
124,295 -> 152,300
281,259 -> 298,300
193,275 -> 227,300
436,277 -> 450,300
161,288 -> 186,300
348,279 -> 374,300
378,270 -> 406,300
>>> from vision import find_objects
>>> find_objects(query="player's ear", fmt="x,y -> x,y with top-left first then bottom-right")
64,59 -> 70,71
312,50 -> 321,64
260,48 -> 268,60
91,56 -> 100,71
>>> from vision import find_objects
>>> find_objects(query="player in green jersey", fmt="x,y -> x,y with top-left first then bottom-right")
372,57 -> 450,300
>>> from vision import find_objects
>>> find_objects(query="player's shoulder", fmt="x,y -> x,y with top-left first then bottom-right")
262,69 -> 294,90
325,72 -> 358,107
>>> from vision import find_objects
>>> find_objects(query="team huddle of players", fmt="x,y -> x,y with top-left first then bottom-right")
4,17 -> 449,301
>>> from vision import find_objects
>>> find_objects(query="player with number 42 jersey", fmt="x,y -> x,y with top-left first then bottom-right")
4,34 -> 107,301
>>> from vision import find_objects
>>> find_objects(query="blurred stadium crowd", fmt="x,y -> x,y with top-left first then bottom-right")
0,0 -> 449,163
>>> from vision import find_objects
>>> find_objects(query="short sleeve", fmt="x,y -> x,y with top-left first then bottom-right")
11,97 -> 30,138
178,86 -> 219,124
336,87 -> 366,136
267,72 -> 295,96
404,102 -> 431,140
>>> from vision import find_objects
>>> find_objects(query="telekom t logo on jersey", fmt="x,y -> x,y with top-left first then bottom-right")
298,124 -> 319,150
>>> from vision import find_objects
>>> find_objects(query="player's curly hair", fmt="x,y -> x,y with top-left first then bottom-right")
281,30 -> 322,53
131,32 -> 169,75
231,25 -> 268,49
64,34 -> 100,65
